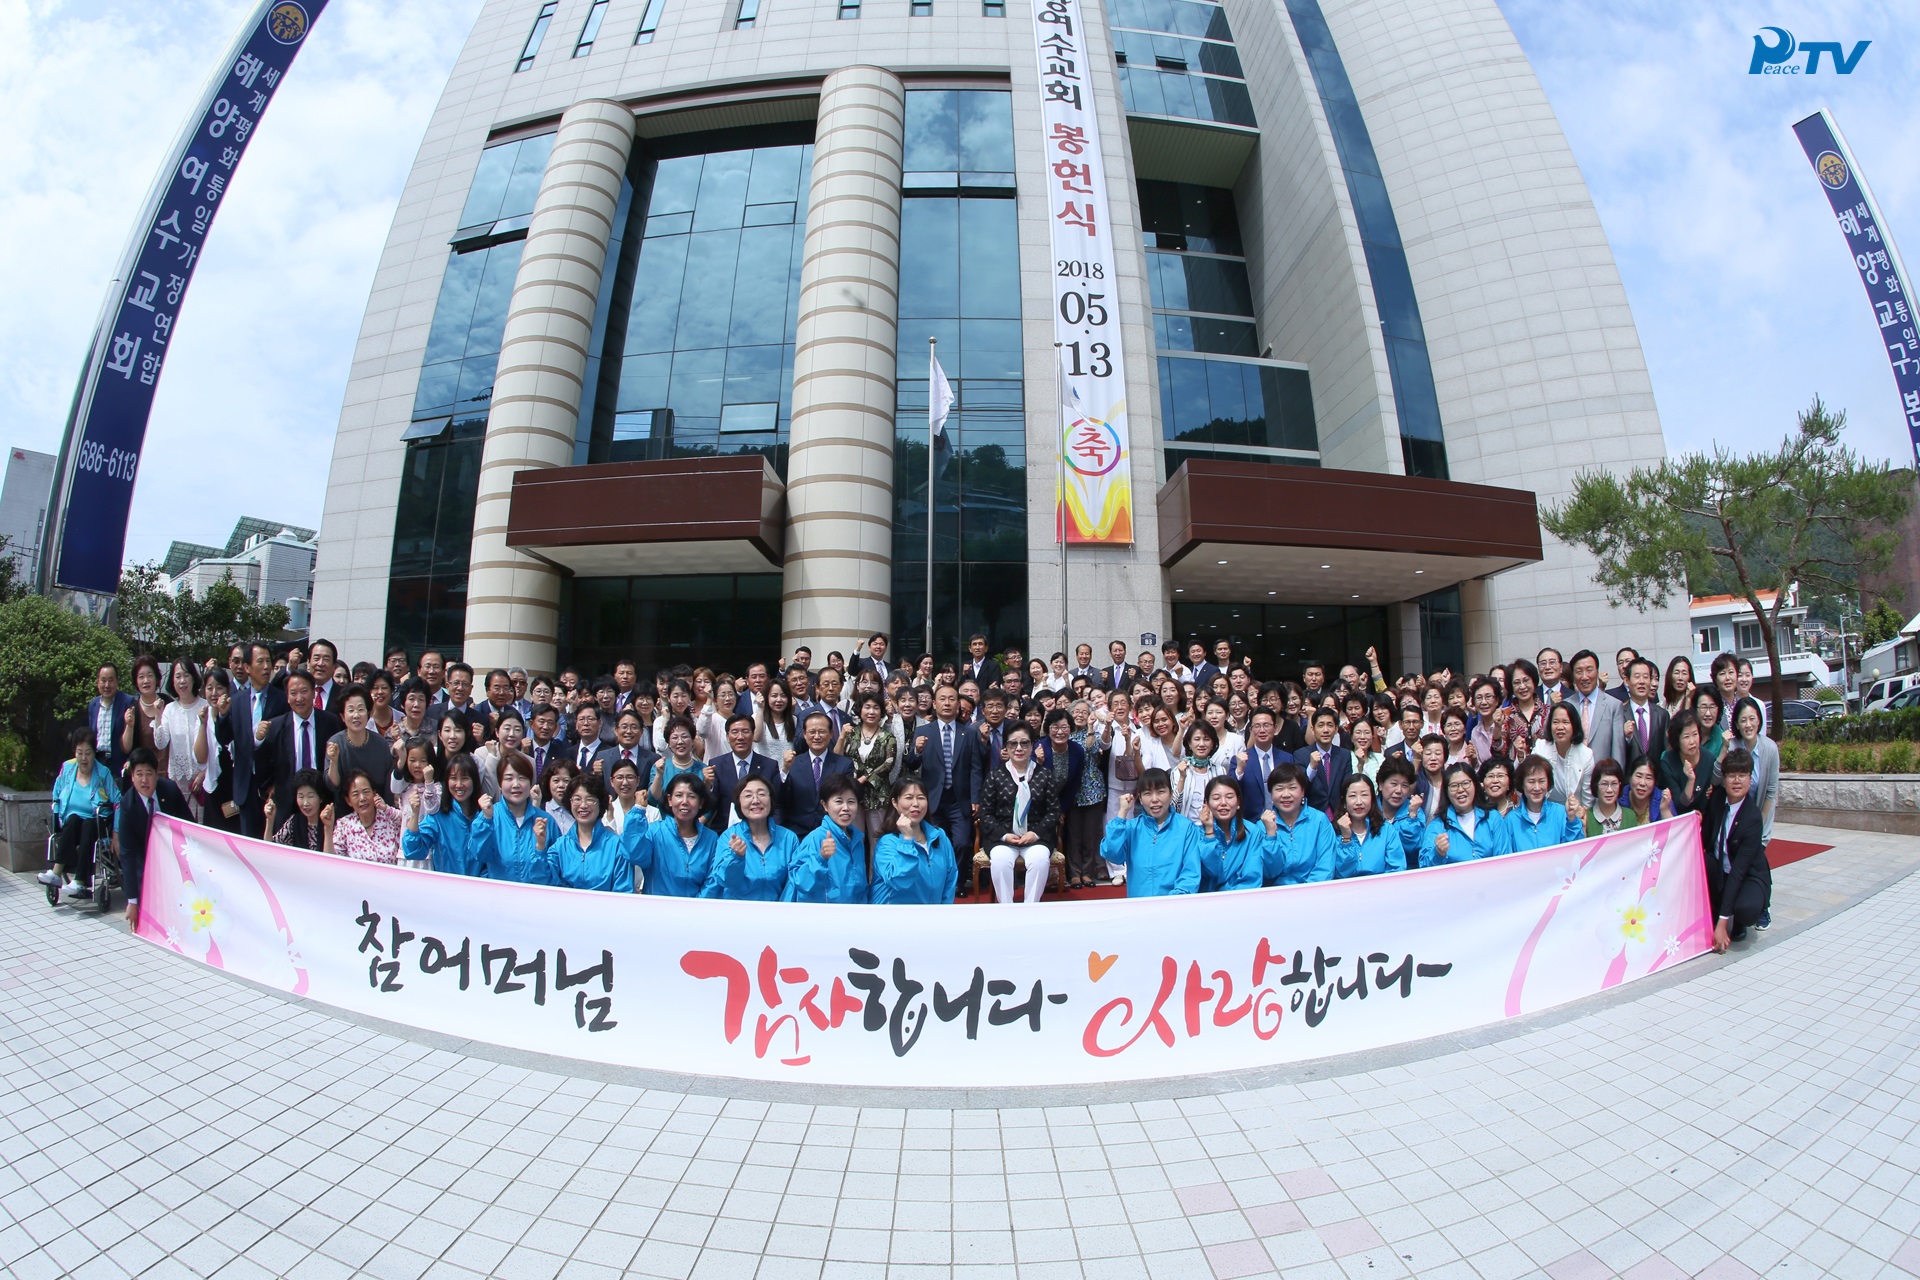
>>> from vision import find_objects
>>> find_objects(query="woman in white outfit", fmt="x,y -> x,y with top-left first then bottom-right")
152,662 -> 210,819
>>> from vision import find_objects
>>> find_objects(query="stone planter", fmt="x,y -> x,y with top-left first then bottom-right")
1777,773 -> 1920,836
0,787 -> 55,873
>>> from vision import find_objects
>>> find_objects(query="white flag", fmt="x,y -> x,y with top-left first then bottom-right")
930,347 -> 955,476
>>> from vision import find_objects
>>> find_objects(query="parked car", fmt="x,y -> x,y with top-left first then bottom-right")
1862,674 -> 1920,712
1883,687 -> 1920,712
1779,700 -> 1822,728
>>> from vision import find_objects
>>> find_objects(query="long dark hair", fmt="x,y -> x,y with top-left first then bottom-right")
440,753 -> 482,819
1341,774 -> 1384,837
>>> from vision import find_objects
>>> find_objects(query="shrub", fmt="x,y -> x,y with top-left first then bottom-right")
1878,741 -> 1916,774
1813,684 -> 1846,703
1802,743 -> 1836,773
0,594 -> 130,783
0,733 -> 30,789
1789,707 -> 1920,744
1778,740 -> 1804,772
1841,746 -> 1875,774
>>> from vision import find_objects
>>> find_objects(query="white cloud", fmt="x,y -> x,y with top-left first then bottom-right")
0,0 -> 480,567
1501,0 -> 1920,466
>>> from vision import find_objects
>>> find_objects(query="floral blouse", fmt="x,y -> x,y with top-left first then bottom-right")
334,804 -> 404,865
1500,703 -> 1549,764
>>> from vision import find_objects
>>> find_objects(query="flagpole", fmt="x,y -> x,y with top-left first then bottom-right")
926,336 -> 937,658
1056,343 -> 1069,662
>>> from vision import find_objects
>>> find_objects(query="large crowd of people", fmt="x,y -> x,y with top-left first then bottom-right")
47,630 -> 1778,953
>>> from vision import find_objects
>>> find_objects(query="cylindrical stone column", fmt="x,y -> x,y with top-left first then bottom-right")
781,66 -> 906,657
463,99 -> 636,672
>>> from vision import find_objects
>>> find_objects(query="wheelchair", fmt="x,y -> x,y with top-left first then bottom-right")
43,802 -> 119,915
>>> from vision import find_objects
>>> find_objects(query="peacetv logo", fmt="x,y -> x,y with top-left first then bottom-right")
1750,26 -> 1870,74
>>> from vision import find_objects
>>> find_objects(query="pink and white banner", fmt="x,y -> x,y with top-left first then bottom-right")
133,814 -> 1709,1086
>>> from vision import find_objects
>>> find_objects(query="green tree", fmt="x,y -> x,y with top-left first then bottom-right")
0,593 -> 131,781
112,564 -> 292,661
1541,397 -> 1914,739
1861,599 -> 1907,649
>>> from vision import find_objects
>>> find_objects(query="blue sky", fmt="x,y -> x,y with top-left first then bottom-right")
0,0 -> 1913,568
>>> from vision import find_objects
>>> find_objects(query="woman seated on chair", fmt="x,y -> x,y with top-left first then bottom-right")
977,723 -> 1059,904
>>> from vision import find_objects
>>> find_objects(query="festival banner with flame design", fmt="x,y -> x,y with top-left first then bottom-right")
1033,0 -> 1134,543
132,815 -> 1709,1087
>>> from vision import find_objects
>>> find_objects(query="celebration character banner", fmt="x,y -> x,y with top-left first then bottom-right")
134,814 -> 1708,1086
1033,0 -> 1134,544
45,0 -> 328,594
1792,109 -> 1920,469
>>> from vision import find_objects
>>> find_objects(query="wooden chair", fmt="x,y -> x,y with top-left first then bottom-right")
971,846 -> 1068,898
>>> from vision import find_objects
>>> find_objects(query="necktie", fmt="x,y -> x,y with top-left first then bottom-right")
535,745 -> 546,778
812,755 -> 823,788
623,749 -> 633,763
1636,706 -> 1647,751
299,719 -> 310,772
580,743 -> 593,769
942,722 -> 954,787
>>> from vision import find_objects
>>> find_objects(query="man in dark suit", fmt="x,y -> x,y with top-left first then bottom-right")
257,670 -> 344,822
85,662 -> 139,781
1189,641 -> 1223,691
1702,748 -> 1770,950
708,713 -> 781,829
1231,709 -> 1286,817
901,684 -> 977,860
1294,707 -> 1353,818
228,641 -> 288,837
600,709 -> 657,792
1068,643 -> 1100,688
779,711 -> 852,836
308,639 -> 348,716
1607,646 -> 1640,702
851,633 -> 893,683
116,746 -> 193,928
961,633 -> 1001,690
569,705 -> 615,773
1620,657 -> 1668,771
1101,639 -> 1140,692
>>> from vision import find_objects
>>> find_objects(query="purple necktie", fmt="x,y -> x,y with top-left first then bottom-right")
812,755 -> 823,788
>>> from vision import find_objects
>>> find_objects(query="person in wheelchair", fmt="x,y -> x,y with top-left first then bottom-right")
43,727 -> 119,903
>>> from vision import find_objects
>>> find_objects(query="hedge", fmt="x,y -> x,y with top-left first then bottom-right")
1785,707 -> 1920,745
1779,738 -> 1918,773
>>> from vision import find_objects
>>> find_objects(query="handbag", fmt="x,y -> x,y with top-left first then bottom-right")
1112,729 -> 1141,782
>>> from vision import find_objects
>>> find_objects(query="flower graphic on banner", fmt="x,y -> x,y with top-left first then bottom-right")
1617,902 -> 1648,945
174,869 -> 229,960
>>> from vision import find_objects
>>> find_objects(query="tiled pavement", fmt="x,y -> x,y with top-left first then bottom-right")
3,824 -> 1920,1279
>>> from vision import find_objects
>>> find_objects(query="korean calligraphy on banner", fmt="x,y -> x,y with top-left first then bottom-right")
1033,0 -> 1135,544
1793,110 -> 1920,469
133,813 -> 1709,1088
46,1 -> 328,595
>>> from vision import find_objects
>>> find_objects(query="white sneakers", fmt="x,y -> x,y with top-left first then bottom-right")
37,869 -> 59,886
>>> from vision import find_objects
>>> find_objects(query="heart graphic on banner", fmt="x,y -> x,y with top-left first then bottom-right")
1088,951 -> 1118,982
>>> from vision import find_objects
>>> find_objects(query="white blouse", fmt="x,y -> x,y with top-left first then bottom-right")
153,698 -> 208,790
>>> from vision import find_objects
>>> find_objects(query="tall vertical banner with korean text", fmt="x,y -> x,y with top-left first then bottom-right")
135,815 -> 1709,1087
44,1 -> 328,595
1033,0 -> 1134,544
1793,110 -> 1920,469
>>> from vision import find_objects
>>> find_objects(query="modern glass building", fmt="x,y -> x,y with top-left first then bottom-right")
315,0 -> 1689,676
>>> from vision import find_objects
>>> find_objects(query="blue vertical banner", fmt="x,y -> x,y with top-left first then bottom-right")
1792,109 -> 1920,469
44,0 -> 329,595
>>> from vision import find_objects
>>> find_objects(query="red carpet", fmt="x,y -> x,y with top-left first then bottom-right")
1768,839 -> 1831,869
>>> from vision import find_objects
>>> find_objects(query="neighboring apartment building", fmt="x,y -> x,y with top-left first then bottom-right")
160,517 -> 318,620
311,0 -> 1691,676
0,447 -> 55,587
1690,588 -> 1835,701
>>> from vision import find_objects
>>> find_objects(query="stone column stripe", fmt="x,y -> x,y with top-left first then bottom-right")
461,98 -> 636,674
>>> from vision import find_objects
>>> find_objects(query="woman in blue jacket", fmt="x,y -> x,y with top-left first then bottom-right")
870,776 -> 958,904
478,751 -> 555,886
1421,763 -> 1513,865
1333,774 -> 1405,878
701,775 -> 797,900
1196,775 -> 1264,892
784,774 -> 868,903
1504,755 -> 1584,853
543,773 -> 639,893
44,727 -> 119,901
1097,768 -> 1203,897
631,773 -> 719,897
402,754 -> 491,877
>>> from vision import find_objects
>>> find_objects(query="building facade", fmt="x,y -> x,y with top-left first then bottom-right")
0,447 -> 55,588
161,518 -> 318,619
313,0 -> 1689,676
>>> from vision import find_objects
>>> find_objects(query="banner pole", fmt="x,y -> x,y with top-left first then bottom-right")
926,337 -> 937,658
1056,342 -> 1069,662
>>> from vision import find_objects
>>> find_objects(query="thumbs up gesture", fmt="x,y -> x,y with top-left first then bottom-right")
821,834 -> 837,860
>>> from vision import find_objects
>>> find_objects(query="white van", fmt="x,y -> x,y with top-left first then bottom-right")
1862,673 -> 1920,712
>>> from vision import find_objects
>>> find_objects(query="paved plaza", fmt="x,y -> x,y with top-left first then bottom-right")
3,825 -> 1920,1280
